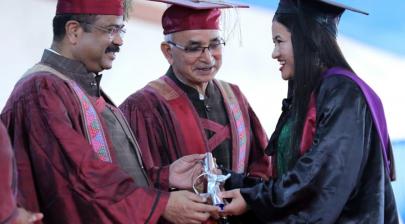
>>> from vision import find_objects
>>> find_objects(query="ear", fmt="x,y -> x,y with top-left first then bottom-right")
161,42 -> 174,65
65,20 -> 83,45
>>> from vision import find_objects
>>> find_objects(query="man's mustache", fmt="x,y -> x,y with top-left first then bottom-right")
106,45 -> 120,53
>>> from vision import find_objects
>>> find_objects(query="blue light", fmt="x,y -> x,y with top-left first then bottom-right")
392,141 -> 405,221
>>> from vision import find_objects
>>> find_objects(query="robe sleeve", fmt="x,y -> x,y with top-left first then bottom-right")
238,77 -> 381,223
1,74 -> 168,223
120,90 -> 177,191
0,123 -> 17,224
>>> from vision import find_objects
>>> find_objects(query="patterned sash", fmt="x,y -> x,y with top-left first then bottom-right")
22,63 -> 112,162
216,80 -> 248,173
148,77 -> 249,173
148,77 -> 208,156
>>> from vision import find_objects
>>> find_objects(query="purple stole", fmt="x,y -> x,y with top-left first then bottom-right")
323,67 -> 393,179
22,63 -> 113,163
148,76 -> 250,173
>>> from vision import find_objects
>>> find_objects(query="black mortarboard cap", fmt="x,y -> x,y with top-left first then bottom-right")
147,0 -> 249,10
275,0 -> 368,36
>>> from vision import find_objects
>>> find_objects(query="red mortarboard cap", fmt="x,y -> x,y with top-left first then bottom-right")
148,0 -> 248,34
56,0 -> 124,16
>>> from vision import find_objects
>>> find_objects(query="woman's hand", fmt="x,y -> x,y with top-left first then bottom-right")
220,189 -> 248,216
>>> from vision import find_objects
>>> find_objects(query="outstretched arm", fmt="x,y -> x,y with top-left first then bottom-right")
223,78 -> 378,223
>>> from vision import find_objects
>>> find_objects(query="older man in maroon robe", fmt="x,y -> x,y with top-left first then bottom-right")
1,0 -> 218,223
120,0 -> 272,217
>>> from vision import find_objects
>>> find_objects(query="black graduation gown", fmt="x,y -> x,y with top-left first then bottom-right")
226,76 -> 398,223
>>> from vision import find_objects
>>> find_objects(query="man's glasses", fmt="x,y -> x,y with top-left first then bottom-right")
167,39 -> 226,58
81,22 -> 126,38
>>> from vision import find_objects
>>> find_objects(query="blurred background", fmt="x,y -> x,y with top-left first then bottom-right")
1,0 -> 404,221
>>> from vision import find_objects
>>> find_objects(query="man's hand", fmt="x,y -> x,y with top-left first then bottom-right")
13,208 -> 43,224
220,189 -> 248,216
169,154 -> 205,189
163,190 -> 219,224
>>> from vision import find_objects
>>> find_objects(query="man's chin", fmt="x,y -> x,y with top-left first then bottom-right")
103,65 -> 113,70
101,62 -> 113,71
195,75 -> 216,85
194,68 -> 218,79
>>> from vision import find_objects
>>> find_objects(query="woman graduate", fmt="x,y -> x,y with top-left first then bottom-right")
220,0 -> 398,223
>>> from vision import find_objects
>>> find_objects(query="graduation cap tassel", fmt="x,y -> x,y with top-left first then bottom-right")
221,7 -> 243,46
123,0 -> 134,21
192,0 -> 240,8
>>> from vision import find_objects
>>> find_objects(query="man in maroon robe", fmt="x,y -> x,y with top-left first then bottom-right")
1,0 -> 218,223
120,2 -> 271,221
1,122 -> 43,224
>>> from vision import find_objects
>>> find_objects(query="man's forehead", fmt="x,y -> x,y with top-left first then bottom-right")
173,30 -> 221,42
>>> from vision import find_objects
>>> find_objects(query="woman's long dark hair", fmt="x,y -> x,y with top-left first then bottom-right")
273,7 -> 353,167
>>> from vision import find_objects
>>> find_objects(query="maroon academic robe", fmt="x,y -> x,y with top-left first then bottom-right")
1,50 -> 168,224
0,122 -> 17,224
120,69 -> 271,187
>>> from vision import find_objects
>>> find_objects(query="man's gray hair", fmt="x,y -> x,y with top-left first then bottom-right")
164,34 -> 173,43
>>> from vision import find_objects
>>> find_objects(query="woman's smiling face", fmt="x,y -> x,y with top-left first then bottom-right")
272,21 -> 294,80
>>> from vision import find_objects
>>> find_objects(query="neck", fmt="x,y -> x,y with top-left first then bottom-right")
50,41 -> 75,60
174,72 -> 209,96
